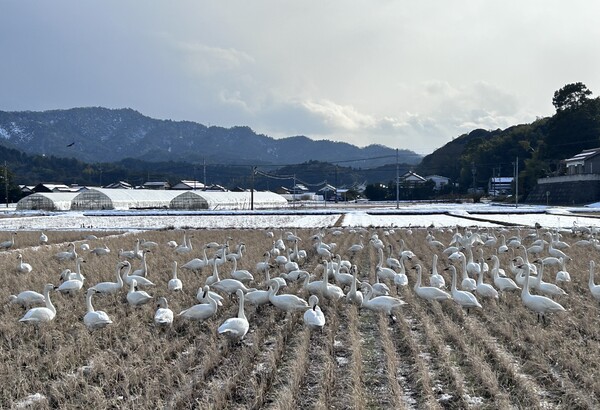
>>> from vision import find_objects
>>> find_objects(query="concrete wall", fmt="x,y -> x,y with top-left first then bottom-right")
526,175 -> 600,205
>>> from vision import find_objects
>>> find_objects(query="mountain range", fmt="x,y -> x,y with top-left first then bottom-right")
0,107 -> 421,168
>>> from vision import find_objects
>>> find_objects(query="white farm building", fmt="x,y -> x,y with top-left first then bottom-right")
17,188 -> 288,211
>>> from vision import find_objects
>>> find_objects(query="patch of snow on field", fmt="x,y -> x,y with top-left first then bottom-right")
15,393 -> 46,408
2,203 -> 600,231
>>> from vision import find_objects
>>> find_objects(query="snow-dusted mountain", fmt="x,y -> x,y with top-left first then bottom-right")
0,107 -> 420,167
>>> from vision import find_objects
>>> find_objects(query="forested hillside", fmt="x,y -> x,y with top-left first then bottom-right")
417,83 -> 600,197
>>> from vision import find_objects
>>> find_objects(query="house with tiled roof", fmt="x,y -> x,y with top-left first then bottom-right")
564,147 -> 600,174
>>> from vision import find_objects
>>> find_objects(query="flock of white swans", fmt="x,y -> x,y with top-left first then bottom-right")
6,223 -> 600,340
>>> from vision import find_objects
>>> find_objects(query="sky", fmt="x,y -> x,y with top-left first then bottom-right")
1,1 -> 599,156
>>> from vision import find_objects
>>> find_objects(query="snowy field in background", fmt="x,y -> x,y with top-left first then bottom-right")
1,202 -> 600,231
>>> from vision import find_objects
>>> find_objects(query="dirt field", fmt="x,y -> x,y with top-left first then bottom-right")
1,227 -> 599,409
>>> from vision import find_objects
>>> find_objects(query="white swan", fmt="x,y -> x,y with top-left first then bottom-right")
93,261 -> 124,294
393,255 -> 409,288
230,257 -> 254,283
0,231 -> 16,250
319,261 -> 345,301
140,238 -> 159,250
589,260 -> 600,302
445,265 -> 482,313
9,290 -> 46,309
547,239 -> 571,262
83,288 -> 113,330
520,263 -> 566,324
39,231 -> 48,244
19,284 -> 57,325
55,242 -> 77,261
429,254 -> 446,289
268,279 -> 309,312
530,262 -> 567,298
211,278 -> 256,296
303,295 -> 326,330
168,261 -> 183,291
244,287 -> 271,308
413,264 -> 451,302
290,238 -> 307,262
119,239 -> 143,259
126,279 -> 153,307
181,245 -> 210,272
454,252 -> 476,291
555,257 -> 571,283
90,244 -> 111,256
347,236 -> 364,254
132,250 -> 150,277
16,253 -> 32,274
175,235 -> 193,255
218,289 -> 250,342
386,244 -> 401,269
57,259 -> 85,295
487,255 -> 520,293
346,265 -> 364,306
180,285 -> 219,321
360,282 -> 406,322
255,251 -> 271,274
475,261 -> 499,300
121,261 -> 155,287
226,243 -> 246,262
497,234 -> 509,253
154,297 -> 174,327
299,271 -> 324,296
332,254 -> 356,289
196,286 -> 224,306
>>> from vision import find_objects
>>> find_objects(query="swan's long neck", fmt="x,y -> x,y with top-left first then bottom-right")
460,254 -> 468,279
522,265 -> 531,298
590,261 -> 596,288
414,266 -> 422,290
172,262 -> 178,279
86,291 -> 95,313
350,267 -> 358,293
122,263 -> 131,279
432,254 -> 438,275
116,265 -> 124,286
237,293 -> 246,319
232,257 -> 238,272
212,260 -> 220,281
450,267 -> 457,291
44,286 -> 56,314
377,248 -> 383,268
399,257 -> 406,275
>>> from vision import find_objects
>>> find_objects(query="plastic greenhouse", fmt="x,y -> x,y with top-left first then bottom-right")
68,188 -> 288,210
16,192 -> 79,211
170,191 -> 289,210
71,188 -> 182,210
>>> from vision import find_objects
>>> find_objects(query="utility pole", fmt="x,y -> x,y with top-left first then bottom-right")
334,165 -> 338,203
203,158 -> 207,190
515,156 -> 519,208
4,161 -> 8,207
396,149 -> 399,209
293,174 -> 296,209
250,166 -> 256,210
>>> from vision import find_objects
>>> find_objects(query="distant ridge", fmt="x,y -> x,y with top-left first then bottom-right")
0,107 -> 421,168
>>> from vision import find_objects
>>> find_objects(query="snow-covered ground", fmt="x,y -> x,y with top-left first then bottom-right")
1,202 -> 600,231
